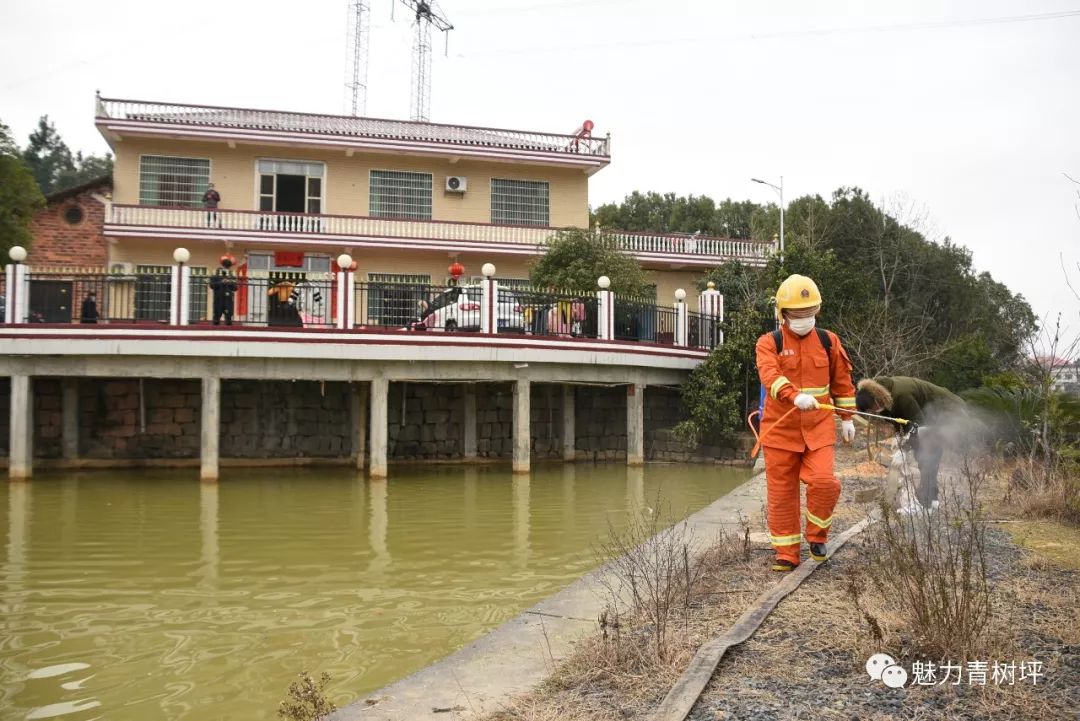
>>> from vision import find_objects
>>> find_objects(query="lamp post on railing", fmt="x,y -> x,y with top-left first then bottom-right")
674,288 -> 688,347
336,253 -> 355,330
751,176 -> 784,260
597,275 -> 613,341
481,263 -> 497,334
171,247 -> 191,326
6,245 -> 28,324
698,281 -> 724,349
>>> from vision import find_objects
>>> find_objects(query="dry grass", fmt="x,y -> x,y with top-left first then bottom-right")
483,518 -> 775,721
484,447 -> 1078,721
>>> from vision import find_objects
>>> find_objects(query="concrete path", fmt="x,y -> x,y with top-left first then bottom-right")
329,470 -> 766,721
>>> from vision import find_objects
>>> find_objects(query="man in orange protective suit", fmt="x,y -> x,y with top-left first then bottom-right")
755,274 -> 857,571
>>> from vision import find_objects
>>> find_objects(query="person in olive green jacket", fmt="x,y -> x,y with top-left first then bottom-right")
855,376 -> 964,507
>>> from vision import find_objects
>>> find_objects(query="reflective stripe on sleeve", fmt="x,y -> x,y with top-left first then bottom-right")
834,396 -> 857,408
770,376 -> 792,399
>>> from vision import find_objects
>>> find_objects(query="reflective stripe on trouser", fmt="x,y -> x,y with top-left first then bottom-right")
764,444 -> 842,563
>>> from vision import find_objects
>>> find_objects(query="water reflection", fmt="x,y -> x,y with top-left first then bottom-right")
198,484 -> 218,592
368,480 -> 390,575
512,475 -> 530,568
627,465 -> 645,514
0,463 -> 748,721
6,481 -> 30,591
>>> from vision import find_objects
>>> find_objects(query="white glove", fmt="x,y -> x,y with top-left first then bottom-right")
841,419 -> 856,443
794,393 -> 819,411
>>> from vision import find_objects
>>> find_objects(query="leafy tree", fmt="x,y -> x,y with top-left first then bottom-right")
55,150 -> 114,193
0,120 -> 45,257
19,115 -> 112,195
529,228 -> 651,296
22,115 -> 74,195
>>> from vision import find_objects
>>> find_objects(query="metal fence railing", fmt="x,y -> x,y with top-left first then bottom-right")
189,273 -> 335,327
355,281 -> 446,330
22,272 -> 172,323
688,311 -> 723,351
500,288 -> 596,338
613,296 -> 661,342
4,268 -> 726,352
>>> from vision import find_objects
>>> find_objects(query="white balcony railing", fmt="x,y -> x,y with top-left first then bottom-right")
96,96 -> 610,158
106,205 -> 775,264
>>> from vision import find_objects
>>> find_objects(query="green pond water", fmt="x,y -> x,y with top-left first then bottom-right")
1,463 -> 749,721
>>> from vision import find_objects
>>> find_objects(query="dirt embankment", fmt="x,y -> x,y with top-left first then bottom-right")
484,445 -> 1080,721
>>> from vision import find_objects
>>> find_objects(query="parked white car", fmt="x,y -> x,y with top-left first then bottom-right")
415,285 -> 526,333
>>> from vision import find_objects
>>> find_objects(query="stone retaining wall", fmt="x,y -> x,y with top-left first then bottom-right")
221,380 -> 351,458
5,378 -> 734,463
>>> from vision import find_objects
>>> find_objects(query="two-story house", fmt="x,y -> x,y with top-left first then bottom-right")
93,94 -> 768,326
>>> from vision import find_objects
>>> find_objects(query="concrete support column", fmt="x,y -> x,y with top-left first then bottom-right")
9,375 -> 33,480
627,383 -> 645,466
463,384 -> 477,460
200,376 -> 220,482
561,384 -> 575,462
369,377 -> 389,479
351,383 -> 368,470
61,378 -> 79,461
512,379 -> 531,474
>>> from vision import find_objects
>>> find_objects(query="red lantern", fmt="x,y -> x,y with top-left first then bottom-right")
448,262 -> 465,280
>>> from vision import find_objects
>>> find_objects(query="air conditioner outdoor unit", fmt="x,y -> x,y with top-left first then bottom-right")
445,176 -> 468,193
110,262 -> 134,275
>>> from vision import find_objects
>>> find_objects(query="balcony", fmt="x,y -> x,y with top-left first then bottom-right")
104,205 -> 774,267
95,96 -> 610,172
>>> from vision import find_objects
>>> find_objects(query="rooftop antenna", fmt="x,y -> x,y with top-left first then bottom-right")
395,0 -> 453,122
345,0 -> 372,115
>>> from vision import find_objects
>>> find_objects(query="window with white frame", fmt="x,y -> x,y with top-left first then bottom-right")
490,178 -> 549,226
139,156 -> 210,207
257,159 -> 324,214
369,170 -> 432,220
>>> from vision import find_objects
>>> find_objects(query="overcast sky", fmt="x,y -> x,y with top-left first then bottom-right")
2,0 -> 1078,332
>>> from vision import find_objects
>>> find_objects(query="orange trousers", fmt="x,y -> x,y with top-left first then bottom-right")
764,445 -> 841,564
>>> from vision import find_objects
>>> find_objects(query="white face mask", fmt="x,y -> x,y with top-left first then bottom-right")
787,316 -> 816,336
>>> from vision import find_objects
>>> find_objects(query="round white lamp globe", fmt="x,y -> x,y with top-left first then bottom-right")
337,254 -> 354,271
481,263 -> 496,278
597,275 -> 611,290
9,246 -> 28,263
675,288 -> 686,301
173,247 -> 191,264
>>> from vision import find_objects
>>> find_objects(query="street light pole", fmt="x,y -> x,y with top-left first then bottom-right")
751,176 -> 784,260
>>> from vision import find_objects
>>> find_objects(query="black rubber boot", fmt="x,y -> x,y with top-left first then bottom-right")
809,542 -> 828,562
771,558 -> 798,572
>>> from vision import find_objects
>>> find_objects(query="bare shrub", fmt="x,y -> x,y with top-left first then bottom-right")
277,672 -> 336,721
596,503 -> 704,662
864,457 -> 992,660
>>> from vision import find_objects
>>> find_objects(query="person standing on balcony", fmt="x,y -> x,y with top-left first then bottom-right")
755,274 -> 857,572
203,183 -> 221,228
79,291 -> 99,323
210,254 -> 237,326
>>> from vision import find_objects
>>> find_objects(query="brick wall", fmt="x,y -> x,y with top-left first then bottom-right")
28,186 -> 110,267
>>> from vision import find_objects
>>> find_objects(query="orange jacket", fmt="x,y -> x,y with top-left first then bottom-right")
755,326 -> 857,453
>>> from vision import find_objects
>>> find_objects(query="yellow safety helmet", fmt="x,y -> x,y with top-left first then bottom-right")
774,274 -> 822,321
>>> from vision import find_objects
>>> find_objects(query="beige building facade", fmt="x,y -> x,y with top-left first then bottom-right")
95,95 -> 770,314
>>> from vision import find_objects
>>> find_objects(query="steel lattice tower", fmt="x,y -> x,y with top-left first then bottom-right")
345,0 -> 371,115
399,1 -> 452,122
